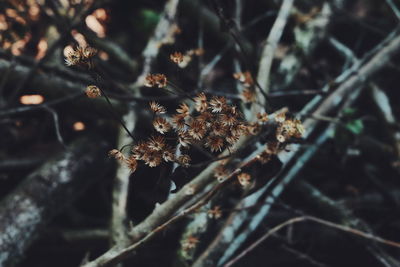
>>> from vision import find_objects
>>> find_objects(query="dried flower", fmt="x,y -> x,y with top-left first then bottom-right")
170,51 -> 184,64
257,151 -> 272,164
85,85 -> 101,98
125,157 -> 138,172
149,101 -> 166,114
208,206 -> 222,219
275,112 -> 286,123
147,136 -> 166,151
172,114 -> 187,130
178,131 -> 193,147
237,172 -> 251,187
241,88 -> 256,103
245,123 -> 261,135
194,92 -> 208,112
153,117 -> 171,134
132,141 -> 148,160
294,119 -> 305,137
176,103 -> 190,115
144,74 -> 167,88
181,235 -> 199,251
214,165 -> 228,182
212,121 -> 227,136
108,149 -> 125,161
162,146 -> 175,162
188,120 -> 207,140
209,96 -> 226,113
233,71 -> 254,87
276,133 -> 286,143
205,135 -> 224,152
65,46 -> 97,67
142,150 -> 162,167
257,112 -> 269,122
220,110 -> 238,126
225,130 -> 240,145
177,154 -> 191,167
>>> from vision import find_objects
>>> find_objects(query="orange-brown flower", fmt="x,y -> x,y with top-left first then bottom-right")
149,101 -> 166,114
205,135 -> 224,152
171,114 -> 186,130
233,71 -> 254,87
147,136 -> 166,151
241,88 -> 256,103
188,120 -> 206,140
142,150 -> 162,167
207,206 -> 222,219
257,112 -> 269,122
65,46 -> 97,67
162,146 -> 175,162
178,131 -> 193,147
153,117 -> 171,134
177,154 -> 191,167
275,112 -> 286,123
125,156 -> 138,172
194,92 -> 208,112
176,103 -> 190,116
214,165 -> 228,182
212,121 -> 227,136
245,122 -> 261,135
196,111 -> 213,124
257,151 -> 272,164
209,96 -> 226,113
132,141 -> 148,160
108,149 -> 125,161
225,130 -> 240,145
144,74 -> 167,88
85,85 -> 101,98
237,172 -> 251,187
219,111 -> 237,126
170,51 -> 184,64
181,235 -> 199,251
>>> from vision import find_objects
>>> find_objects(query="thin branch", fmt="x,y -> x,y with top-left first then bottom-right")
385,0 -> 400,21
43,106 -> 67,149
224,216 -> 400,267
257,0 -> 294,96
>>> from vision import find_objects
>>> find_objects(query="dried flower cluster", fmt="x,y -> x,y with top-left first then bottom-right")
237,172 -> 251,187
233,71 -> 256,103
65,45 -> 97,68
169,48 -> 204,68
207,205 -> 222,219
109,86 -> 304,174
274,112 -> 304,143
144,74 -> 168,88
181,235 -> 199,251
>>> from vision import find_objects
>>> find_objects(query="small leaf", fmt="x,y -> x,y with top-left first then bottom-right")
345,119 -> 364,135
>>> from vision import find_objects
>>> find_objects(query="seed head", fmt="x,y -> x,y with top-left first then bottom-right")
85,85 -> 101,98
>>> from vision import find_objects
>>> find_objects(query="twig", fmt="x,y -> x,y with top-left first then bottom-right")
110,110 -> 137,248
257,0 -> 294,96
385,0 -> 400,21
224,215 -> 400,267
43,106 -> 67,149
280,244 -> 329,267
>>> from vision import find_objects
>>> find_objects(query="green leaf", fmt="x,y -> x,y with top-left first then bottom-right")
139,9 -> 160,31
345,119 -> 364,135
